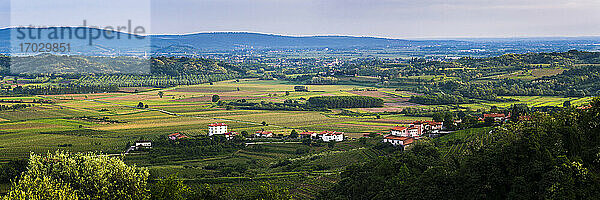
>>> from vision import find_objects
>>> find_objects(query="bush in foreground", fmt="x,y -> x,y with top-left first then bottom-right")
3,151 -> 150,200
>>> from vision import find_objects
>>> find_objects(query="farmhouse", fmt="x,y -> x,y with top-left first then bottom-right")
384,120 -> 444,146
299,131 -> 317,139
427,121 -> 443,130
223,131 -> 238,139
318,131 -> 344,142
208,123 -> 228,136
390,125 -> 423,138
383,135 -> 413,149
135,140 -> 152,149
483,113 -> 507,122
168,133 -> 188,140
255,131 -> 274,138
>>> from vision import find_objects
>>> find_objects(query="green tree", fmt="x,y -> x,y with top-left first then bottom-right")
563,100 -> 571,108
137,102 -> 145,108
150,174 -> 188,200
158,91 -> 164,98
289,130 -> 298,138
3,151 -> 150,200
212,95 -> 220,102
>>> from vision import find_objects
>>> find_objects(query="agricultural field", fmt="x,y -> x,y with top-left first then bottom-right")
0,79 -> 590,160
462,96 -> 592,110
0,78 -> 592,197
0,79 -> 426,160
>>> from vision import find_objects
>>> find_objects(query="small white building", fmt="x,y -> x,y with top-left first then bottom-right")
135,140 -> 152,149
319,131 -> 344,142
208,123 -> 228,136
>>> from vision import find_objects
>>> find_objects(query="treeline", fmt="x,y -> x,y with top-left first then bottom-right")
76,74 -> 239,88
222,99 -> 328,111
308,96 -> 384,108
150,56 -> 246,76
2,84 -> 119,95
408,93 -> 473,105
320,98 -> 600,200
0,54 -> 247,76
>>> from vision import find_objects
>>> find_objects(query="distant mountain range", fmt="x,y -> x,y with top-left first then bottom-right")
0,27 -> 599,56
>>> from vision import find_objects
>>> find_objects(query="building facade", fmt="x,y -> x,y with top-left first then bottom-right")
208,123 -> 228,136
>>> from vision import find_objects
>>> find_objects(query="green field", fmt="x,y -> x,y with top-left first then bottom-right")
0,79 -> 592,197
0,79 -> 589,160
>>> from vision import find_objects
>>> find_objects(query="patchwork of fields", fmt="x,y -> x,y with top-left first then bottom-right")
0,78 -> 593,197
0,79 -> 590,161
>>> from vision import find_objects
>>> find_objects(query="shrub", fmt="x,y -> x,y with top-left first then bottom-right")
3,151 -> 150,200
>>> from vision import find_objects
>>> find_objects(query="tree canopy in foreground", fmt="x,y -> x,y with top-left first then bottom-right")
3,151 -> 149,200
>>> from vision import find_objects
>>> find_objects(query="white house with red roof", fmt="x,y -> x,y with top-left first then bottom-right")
427,121 -> 443,130
383,120 -> 443,147
390,125 -> 422,138
390,126 -> 409,136
483,113 -> 508,122
383,135 -> 414,148
255,131 -> 274,138
208,123 -> 228,136
223,131 -> 238,140
319,131 -> 344,142
299,131 -> 317,139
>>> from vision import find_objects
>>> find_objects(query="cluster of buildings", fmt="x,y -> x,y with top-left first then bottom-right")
207,122 -> 345,142
382,120 -> 444,149
208,123 -> 238,139
480,113 -> 509,123
299,131 -> 345,142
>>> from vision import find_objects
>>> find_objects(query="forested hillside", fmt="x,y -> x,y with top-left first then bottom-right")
0,54 -> 246,94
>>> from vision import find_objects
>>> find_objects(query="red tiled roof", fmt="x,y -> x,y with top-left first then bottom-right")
208,123 -> 228,127
391,126 -> 408,131
168,133 -> 188,139
484,113 -> 505,118
427,121 -> 443,125
384,135 -> 411,141
224,131 -> 238,135
577,105 -> 592,110
319,131 -> 343,135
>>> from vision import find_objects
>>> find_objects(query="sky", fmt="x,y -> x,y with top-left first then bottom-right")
1,0 -> 599,39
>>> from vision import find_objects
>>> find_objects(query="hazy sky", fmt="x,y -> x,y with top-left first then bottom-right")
1,0 -> 599,39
